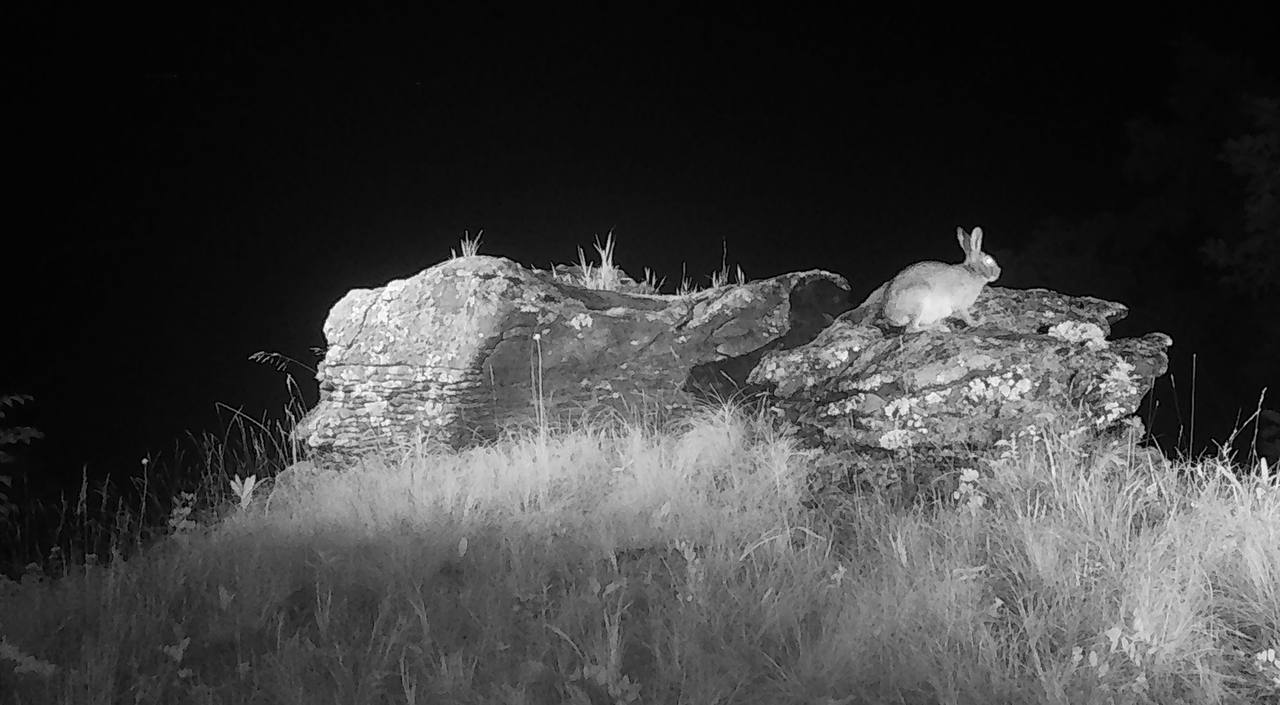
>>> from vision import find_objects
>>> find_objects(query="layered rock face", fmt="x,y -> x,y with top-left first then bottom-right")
292,256 -> 851,461
294,256 -> 1171,497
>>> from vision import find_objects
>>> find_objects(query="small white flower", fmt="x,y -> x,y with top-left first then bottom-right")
830,564 -> 848,586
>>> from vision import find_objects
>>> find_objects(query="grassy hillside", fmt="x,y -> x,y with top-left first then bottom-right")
1,400 -> 1278,704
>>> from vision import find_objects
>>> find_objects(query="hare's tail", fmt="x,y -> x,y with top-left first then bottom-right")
847,281 -> 888,324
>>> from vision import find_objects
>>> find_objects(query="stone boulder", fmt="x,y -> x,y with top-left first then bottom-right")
739,286 -> 1172,496
292,253 -> 1172,501
293,255 -> 851,461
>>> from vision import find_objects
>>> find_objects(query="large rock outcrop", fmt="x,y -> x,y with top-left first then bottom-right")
294,255 -> 1172,499
738,286 -> 1172,495
293,256 -> 851,461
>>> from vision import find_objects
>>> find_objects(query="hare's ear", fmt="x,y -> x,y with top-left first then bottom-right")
956,227 -> 970,254
970,227 -> 984,253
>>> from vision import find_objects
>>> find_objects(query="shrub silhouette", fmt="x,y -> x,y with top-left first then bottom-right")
0,393 -> 43,523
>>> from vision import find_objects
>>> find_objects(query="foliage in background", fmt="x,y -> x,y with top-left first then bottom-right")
1206,96 -> 1279,296
0,393 -> 43,523
0,387 -> 309,578
1001,43 -> 1279,458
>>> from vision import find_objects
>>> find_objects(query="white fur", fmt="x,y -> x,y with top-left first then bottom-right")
853,226 -> 1001,332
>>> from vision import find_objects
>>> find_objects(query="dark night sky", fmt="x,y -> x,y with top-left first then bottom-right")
5,8 -> 1277,487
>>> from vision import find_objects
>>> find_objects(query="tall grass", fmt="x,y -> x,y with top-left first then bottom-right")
1,398 -> 1278,704
0,388 -> 308,581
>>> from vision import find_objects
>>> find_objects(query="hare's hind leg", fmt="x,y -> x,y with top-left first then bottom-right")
905,318 -> 951,333
955,308 -> 983,328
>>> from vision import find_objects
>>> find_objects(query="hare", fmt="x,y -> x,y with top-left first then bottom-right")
852,226 -> 1001,332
